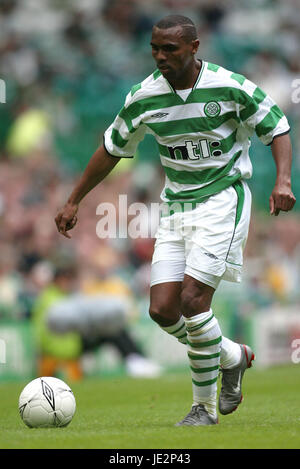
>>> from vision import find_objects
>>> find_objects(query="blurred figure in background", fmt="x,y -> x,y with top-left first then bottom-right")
32,263 -> 82,381
32,261 -> 162,381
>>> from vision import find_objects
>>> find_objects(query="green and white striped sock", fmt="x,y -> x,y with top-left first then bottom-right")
160,316 -> 187,344
184,309 -> 222,418
160,316 -> 240,372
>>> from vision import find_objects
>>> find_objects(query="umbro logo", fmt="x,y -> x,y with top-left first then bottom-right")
41,379 -> 55,410
150,112 -> 169,118
204,252 -> 218,260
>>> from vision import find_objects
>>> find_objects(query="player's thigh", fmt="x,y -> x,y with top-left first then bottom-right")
151,231 -> 185,288
150,238 -> 185,324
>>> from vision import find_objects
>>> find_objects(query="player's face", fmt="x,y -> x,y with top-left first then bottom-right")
151,26 -> 199,84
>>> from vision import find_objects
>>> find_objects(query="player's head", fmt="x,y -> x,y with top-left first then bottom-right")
53,264 -> 78,292
151,15 -> 199,82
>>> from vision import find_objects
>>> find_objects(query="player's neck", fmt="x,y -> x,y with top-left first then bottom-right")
172,59 -> 202,90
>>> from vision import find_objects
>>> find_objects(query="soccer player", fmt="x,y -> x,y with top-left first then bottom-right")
55,15 -> 296,425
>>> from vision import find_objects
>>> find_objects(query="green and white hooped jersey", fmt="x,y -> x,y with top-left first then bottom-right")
104,61 -> 290,205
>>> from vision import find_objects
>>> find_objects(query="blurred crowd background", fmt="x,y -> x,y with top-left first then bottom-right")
0,0 -> 300,380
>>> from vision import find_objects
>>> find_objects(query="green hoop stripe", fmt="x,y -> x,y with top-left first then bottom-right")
146,112 -> 238,137
255,105 -> 284,137
164,170 -> 241,204
186,314 -> 214,333
240,87 -> 266,122
111,128 -> 128,148
192,377 -> 218,387
231,73 -> 246,86
171,322 -> 186,336
177,333 -> 187,340
131,83 -> 142,96
190,365 -> 219,374
187,336 -> 222,348
188,352 -> 221,360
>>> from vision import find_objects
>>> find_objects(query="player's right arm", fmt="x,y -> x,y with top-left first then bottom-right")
55,145 -> 120,238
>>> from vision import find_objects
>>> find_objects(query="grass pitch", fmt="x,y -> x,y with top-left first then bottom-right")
1,364 -> 300,449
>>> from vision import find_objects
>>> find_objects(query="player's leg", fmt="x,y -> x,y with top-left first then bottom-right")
176,271 -> 253,424
182,180 -> 254,418
149,237 -> 188,343
149,261 -> 246,426
150,265 -> 242,424
216,181 -> 255,414
149,274 -> 252,425
175,273 -> 220,425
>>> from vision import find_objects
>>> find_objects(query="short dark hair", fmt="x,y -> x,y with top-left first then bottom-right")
53,263 -> 78,280
154,15 -> 197,42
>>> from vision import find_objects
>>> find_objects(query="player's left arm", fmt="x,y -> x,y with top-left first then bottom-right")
269,133 -> 296,216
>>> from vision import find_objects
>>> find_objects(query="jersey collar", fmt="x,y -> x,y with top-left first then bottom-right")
162,60 -> 206,98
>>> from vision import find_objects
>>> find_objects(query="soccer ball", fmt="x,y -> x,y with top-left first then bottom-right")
19,377 -> 76,428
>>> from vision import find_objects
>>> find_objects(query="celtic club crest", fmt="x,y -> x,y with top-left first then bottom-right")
204,101 -> 221,117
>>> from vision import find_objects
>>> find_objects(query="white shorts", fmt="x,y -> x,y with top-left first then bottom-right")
150,180 -> 251,290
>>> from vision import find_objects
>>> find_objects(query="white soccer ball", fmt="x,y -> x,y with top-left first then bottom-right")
19,377 -> 76,428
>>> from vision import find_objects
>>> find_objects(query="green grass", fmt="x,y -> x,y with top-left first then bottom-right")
1,364 -> 300,449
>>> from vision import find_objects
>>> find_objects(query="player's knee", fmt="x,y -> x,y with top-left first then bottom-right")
149,308 -> 162,324
149,304 -> 177,327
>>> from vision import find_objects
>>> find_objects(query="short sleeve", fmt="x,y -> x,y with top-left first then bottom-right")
103,92 -> 147,158
238,81 -> 290,146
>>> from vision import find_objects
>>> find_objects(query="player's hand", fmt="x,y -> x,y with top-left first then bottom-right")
269,183 -> 296,216
55,202 -> 79,238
